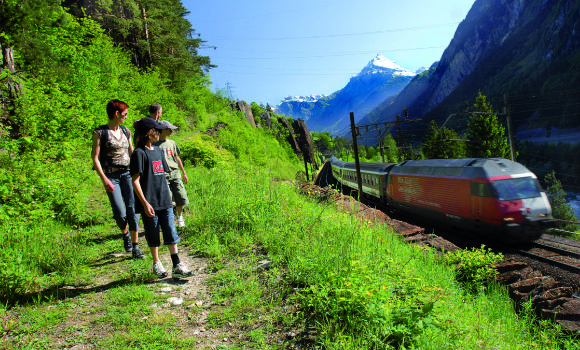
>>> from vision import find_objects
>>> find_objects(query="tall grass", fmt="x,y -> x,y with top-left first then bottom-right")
180,165 -> 576,349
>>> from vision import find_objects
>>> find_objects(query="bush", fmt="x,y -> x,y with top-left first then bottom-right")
179,134 -> 234,169
445,245 -> 503,289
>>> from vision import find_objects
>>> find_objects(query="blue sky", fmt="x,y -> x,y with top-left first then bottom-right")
184,0 -> 475,106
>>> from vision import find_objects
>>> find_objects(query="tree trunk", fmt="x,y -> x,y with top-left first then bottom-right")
1,45 -> 22,138
141,5 -> 153,69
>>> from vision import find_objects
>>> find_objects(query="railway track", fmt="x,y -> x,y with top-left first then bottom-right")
516,241 -> 580,275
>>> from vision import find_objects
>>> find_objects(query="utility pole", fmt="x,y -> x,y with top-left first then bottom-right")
504,94 -> 516,161
225,82 -> 233,100
350,112 -> 363,199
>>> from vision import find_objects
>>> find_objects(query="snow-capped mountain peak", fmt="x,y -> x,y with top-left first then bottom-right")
279,94 -> 325,103
359,54 -> 416,77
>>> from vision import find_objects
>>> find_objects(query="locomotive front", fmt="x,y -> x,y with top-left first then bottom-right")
484,174 -> 552,241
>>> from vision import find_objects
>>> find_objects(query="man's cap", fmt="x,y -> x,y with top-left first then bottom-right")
134,118 -> 168,134
159,120 -> 178,130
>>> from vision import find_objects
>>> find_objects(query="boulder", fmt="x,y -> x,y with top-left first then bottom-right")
509,276 -> 559,302
531,287 -> 574,308
541,299 -> 580,321
278,117 -> 301,157
231,101 -> 256,128
259,112 -> 273,129
291,119 -> 318,169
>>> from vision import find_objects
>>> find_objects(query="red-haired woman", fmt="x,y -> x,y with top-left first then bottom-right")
91,99 -> 144,259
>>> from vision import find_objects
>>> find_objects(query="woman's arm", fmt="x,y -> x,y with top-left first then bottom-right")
127,129 -> 134,156
92,132 -> 115,192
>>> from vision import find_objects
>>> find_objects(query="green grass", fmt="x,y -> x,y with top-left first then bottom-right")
1,147 -> 578,348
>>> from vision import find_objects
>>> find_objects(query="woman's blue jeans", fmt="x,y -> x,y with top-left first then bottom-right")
105,170 -> 140,232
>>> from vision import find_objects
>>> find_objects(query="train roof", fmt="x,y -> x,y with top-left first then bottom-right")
392,158 -> 535,178
330,157 -> 397,174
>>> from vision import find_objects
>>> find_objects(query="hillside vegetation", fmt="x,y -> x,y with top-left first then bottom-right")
0,2 -> 578,349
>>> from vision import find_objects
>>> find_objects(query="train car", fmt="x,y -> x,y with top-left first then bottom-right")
387,158 -> 552,242
330,157 -> 396,201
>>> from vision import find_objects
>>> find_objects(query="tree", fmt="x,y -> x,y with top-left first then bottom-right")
467,92 -> 510,158
544,171 -> 578,232
422,120 -> 466,159
365,146 -> 377,160
64,0 -> 214,91
381,131 -> 399,163
311,131 -> 332,158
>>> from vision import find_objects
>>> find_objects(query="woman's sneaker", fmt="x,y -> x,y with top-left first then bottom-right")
152,261 -> 168,278
123,233 -> 132,252
172,262 -> 193,280
132,246 -> 145,259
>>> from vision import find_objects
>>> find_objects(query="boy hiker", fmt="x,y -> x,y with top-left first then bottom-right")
130,117 -> 192,279
153,120 -> 190,227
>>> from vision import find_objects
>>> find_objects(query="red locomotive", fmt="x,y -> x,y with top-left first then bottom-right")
330,157 -> 552,243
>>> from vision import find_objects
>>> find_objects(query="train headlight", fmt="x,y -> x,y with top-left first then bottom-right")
538,213 -> 547,217
503,217 -> 515,222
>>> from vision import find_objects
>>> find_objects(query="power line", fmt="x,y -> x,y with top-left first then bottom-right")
210,46 -> 447,61
210,23 -> 462,41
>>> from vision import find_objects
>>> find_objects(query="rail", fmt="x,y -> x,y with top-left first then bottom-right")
517,246 -> 580,275
546,218 -> 580,236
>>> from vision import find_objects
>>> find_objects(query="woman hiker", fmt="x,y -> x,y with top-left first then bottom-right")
91,99 -> 144,259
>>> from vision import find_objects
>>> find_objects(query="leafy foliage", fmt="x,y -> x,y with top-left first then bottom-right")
297,258 -> 439,348
179,134 -> 233,169
65,0 -> 214,91
445,245 -> 503,292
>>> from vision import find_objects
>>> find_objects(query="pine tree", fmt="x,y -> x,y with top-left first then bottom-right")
381,131 -> 398,163
422,120 -> 466,159
544,171 -> 579,232
467,92 -> 510,158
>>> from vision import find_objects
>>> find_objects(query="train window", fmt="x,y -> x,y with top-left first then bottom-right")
492,177 -> 542,201
471,182 -> 495,198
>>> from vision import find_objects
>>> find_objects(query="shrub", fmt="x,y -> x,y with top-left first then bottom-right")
445,245 -> 503,289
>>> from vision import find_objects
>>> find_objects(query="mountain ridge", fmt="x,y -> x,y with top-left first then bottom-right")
274,54 -> 420,134
359,0 -> 580,142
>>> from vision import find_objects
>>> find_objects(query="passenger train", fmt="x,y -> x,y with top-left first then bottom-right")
329,156 -> 553,243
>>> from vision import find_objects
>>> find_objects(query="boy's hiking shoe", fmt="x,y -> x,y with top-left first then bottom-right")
172,262 -> 193,280
132,246 -> 145,259
152,261 -> 168,278
177,216 -> 185,227
123,233 -> 132,252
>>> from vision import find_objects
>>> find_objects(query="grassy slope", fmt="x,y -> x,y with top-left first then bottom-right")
0,108 -> 576,349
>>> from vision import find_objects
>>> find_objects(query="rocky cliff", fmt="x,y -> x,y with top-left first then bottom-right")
361,0 -> 580,138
